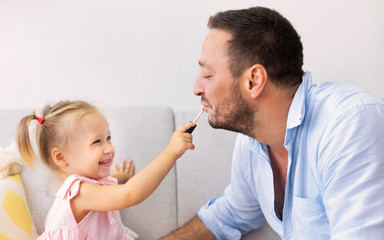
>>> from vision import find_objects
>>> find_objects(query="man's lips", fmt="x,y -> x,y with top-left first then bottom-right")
201,102 -> 209,110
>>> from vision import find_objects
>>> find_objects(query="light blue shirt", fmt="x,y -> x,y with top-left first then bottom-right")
198,72 -> 384,240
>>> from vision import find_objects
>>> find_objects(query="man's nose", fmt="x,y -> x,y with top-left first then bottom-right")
193,72 -> 204,96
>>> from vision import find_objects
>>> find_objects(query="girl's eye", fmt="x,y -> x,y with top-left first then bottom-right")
203,75 -> 211,79
93,139 -> 101,144
107,136 -> 111,141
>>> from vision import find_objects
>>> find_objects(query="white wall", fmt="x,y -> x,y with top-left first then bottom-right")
0,0 -> 383,111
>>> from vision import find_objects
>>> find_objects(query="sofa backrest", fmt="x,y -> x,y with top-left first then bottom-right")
104,106 -> 179,239
174,109 -> 237,227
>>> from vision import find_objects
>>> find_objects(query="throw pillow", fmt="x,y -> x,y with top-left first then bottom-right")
0,173 -> 39,240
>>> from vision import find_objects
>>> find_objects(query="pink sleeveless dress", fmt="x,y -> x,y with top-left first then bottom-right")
37,175 -> 138,240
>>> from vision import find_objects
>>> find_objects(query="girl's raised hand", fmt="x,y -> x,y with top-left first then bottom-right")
165,122 -> 196,159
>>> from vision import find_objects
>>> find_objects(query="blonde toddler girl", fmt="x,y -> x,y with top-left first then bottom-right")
16,100 -> 195,240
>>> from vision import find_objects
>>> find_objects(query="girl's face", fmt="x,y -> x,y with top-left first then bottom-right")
62,112 -> 115,180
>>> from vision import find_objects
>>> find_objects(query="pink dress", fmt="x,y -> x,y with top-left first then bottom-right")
37,175 -> 138,240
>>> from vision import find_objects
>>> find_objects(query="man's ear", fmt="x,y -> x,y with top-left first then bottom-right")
245,64 -> 267,99
52,147 -> 69,167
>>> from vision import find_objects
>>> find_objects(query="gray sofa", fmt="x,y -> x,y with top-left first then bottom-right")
0,105 -> 280,239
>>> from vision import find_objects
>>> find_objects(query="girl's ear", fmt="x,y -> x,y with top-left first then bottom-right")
245,64 -> 268,99
52,147 -> 69,167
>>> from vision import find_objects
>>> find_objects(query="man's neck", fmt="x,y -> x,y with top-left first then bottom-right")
249,82 -> 299,149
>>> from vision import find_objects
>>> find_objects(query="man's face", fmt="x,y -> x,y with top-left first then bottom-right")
194,29 -> 254,133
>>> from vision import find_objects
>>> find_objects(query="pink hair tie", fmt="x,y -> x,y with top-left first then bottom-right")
37,116 -> 44,124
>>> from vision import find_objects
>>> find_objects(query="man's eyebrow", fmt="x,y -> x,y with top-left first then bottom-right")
198,60 -> 213,70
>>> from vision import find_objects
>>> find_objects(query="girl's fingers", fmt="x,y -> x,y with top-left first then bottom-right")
177,122 -> 196,133
128,163 -> 135,176
120,159 -> 126,172
113,163 -> 119,172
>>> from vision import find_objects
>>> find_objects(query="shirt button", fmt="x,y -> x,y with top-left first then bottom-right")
289,238 -> 294,240
269,208 -> 273,213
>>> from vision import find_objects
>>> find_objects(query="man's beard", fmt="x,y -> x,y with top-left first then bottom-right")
207,81 -> 255,135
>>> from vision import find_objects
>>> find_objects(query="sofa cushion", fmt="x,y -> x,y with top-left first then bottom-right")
20,162 -> 56,235
103,105 -> 178,239
174,109 -> 237,227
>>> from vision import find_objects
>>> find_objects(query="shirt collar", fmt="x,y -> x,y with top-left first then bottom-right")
248,136 -> 263,152
247,72 -> 313,152
286,71 -> 312,129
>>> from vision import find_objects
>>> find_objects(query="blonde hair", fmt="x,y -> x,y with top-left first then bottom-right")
16,100 -> 102,169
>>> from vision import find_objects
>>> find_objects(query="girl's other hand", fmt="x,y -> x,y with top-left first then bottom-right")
110,159 -> 135,184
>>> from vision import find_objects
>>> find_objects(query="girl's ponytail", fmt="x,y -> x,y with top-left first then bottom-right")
15,111 -> 42,167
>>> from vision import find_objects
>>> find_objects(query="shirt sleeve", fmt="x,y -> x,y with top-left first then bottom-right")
319,102 -> 384,239
198,134 -> 266,240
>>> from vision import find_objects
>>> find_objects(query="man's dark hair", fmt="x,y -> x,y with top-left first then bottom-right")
208,6 -> 304,88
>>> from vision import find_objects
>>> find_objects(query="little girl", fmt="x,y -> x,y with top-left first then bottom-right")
16,100 -> 196,240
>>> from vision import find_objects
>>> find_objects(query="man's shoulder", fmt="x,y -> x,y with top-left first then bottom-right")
308,81 -> 383,117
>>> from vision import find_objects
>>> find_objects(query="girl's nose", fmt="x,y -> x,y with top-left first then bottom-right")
104,143 -> 114,155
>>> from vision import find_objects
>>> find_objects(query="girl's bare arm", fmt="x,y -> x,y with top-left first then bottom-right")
70,122 -> 195,218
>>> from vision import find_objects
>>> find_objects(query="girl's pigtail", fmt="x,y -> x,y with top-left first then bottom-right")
15,111 -> 41,167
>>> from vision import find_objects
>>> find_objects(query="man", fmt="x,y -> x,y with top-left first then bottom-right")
162,6 -> 384,240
